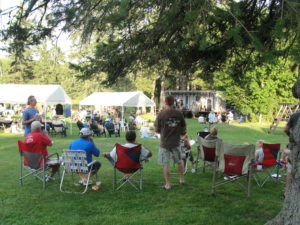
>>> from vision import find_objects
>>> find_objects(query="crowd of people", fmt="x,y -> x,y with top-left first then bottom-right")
18,94 -> 294,195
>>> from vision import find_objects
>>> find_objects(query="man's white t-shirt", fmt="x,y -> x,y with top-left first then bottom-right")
110,143 -> 150,161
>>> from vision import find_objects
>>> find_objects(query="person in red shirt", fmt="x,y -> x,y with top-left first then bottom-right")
23,121 -> 60,179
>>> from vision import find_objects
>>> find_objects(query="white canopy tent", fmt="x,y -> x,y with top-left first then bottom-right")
0,84 -> 71,104
80,91 -> 156,121
0,84 -> 73,134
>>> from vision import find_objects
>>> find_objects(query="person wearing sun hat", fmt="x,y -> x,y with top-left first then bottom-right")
69,128 -> 101,186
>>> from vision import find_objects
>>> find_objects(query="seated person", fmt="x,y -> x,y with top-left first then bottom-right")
103,131 -> 152,166
205,127 -> 218,140
23,121 -> 60,180
52,116 -> 67,137
254,140 -> 264,164
69,128 -> 101,186
104,119 -> 115,134
83,116 -> 91,128
140,123 -> 151,138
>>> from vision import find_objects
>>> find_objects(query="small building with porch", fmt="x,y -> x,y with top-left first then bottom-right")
164,90 -> 226,113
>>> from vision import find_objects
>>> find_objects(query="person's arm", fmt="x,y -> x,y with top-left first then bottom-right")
89,137 -> 100,157
154,115 -> 160,133
41,133 -> 52,146
22,111 -> 40,125
180,112 -> 187,135
184,138 -> 191,150
284,124 -> 290,135
141,146 -> 152,159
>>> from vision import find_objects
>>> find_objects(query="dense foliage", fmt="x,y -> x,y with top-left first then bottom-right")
1,0 -> 300,114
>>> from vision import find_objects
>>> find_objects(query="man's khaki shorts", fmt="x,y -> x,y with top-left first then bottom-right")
158,146 -> 181,166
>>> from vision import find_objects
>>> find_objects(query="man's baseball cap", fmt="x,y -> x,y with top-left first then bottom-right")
31,121 -> 42,130
165,96 -> 174,106
80,128 -> 93,137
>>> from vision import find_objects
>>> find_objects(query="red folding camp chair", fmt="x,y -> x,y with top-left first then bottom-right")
253,143 -> 284,187
212,140 -> 255,197
18,140 -> 60,189
195,136 -> 219,173
113,144 -> 143,190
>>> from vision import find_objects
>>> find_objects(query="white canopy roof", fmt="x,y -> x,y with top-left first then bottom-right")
0,84 -> 72,104
80,92 -> 155,107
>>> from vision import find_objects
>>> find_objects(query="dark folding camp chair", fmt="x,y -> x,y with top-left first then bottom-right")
60,150 -> 99,194
212,140 -> 255,197
18,140 -> 60,189
52,122 -> 67,137
253,143 -> 284,187
113,144 -> 143,190
195,136 -> 218,173
105,122 -> 116,137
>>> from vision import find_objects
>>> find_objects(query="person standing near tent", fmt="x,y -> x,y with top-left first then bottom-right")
22,95 -> 41,137
154,95 -> 187,190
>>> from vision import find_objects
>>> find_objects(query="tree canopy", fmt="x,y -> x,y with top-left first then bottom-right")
1,0 -> 300,113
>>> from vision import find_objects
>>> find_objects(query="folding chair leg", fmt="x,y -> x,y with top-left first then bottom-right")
19,157 -> 23,185
195,149 -> 200,172
113,168 -> 117,190
82,172 -> 91,194
59,169 -> 66,192
211,167 -> 217,196
247,167 -> 252,197
140,169 -> 143,190
42,163 -> 46,190
203,161 -> 206,173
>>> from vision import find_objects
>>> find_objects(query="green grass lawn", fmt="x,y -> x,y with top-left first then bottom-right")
0,119 -> 288,225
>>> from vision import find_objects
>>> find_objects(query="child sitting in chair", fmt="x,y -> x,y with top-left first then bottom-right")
103,131 -> 152,165
254,140 -> 264,164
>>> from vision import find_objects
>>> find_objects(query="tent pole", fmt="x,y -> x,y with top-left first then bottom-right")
70,103 -> 73,135
122,106 -> 124,131
44,103 -> 47,131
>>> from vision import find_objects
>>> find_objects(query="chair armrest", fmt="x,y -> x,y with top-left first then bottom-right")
47,152 -> 59,159
87,160 -> 97,167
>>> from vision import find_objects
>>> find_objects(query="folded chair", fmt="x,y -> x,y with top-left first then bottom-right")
113,144 -> 143,190
18,140 -> 60,189
60,150 -> 99,194
212,141 -> 255,197
253,143 -> 283,187
195,136 -> 219,173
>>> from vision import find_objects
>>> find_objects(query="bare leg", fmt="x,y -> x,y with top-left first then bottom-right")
177,160 -> 185,184
78,173 -> 87,181
163,165 -> 171,189
49,164 -> 59,177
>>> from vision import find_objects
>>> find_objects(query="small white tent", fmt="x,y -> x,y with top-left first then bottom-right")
0,84 -> 73,134
80,92 -> 156,121
0,84 -> 71,104
80,92 -> 155,107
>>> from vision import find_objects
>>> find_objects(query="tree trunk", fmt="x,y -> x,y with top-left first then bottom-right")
178,72 -> 188,90
266,64 -> 300,225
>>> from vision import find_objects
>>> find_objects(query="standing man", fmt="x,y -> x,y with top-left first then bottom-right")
22,95 -> 41,137
155,96 -> 187,190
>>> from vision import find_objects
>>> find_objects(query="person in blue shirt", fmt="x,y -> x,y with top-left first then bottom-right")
22,95 -> 41,137
69,128 -> 101,185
